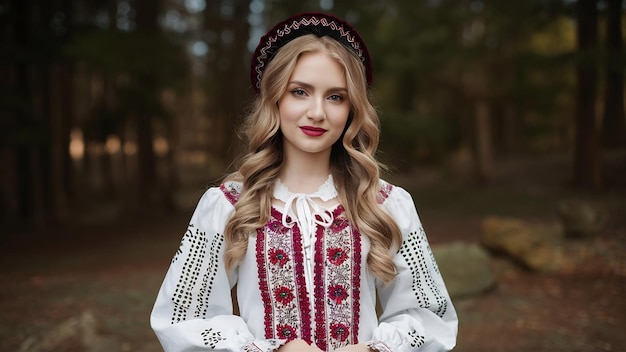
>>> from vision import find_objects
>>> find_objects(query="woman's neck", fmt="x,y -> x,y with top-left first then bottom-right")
279,151 -> 332,194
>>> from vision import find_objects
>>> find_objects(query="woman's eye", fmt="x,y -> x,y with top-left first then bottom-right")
291,88 -> 307,97
328,94 -> 344,102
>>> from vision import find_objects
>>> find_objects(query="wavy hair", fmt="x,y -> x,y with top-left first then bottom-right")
224,35 -> 402,283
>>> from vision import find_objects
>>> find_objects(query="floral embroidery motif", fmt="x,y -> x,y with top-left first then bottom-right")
328,284 -> 349,304
330,322 -> 350,342
276,324 -> 297,339
269,248 -> 290,267
227,183 -> 393,349
220,182 -> 241,205
313,206 -> 362,351
257,208 -> 312,344
327,247 -> 348,266
274,286 -> 295,305
377,181 -> 393,204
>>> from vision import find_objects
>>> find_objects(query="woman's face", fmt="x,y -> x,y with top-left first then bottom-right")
277,52 -> 350,160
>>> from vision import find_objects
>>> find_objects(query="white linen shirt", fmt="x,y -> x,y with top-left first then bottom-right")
150,180 -> 458,351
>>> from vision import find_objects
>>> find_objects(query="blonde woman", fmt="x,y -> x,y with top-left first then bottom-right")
151,12 -> 457,352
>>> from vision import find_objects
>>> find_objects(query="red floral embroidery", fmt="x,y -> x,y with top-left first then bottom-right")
268,248 -> 290,267
274,286 -> 295,305
377,181 -> 393,204
257,207 -> 312,344
219,182 -> 241,205
328,284 -> 349,304
330,323 -> 350,342
313,206 -> 362,351
327,247 -> 348,266
276,324 -> 297,339
330,217 -> 348,232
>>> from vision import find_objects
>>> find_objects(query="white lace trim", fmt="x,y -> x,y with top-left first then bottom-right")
273,175 -> 338,237
273,174 -> 338,202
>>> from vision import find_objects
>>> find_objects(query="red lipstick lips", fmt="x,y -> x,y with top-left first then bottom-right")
300,126 -> 326,137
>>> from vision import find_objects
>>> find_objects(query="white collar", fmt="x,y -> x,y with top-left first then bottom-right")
273,174 -> 338,202
273,175 -> 338,239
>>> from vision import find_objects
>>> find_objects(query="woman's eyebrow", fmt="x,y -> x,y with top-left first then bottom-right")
288,80 -> 348,93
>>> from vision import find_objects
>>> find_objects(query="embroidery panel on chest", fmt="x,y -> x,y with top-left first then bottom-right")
313,207 -> 361,351
257,209 -> 312,343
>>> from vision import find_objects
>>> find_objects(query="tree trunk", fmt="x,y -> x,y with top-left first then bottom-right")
602,0 -> 626,148
572,0 -> 602,189
474,100 -> 494,183
14,0 -> 46,224
204,1 -> 250,164
134,0 -> 161,202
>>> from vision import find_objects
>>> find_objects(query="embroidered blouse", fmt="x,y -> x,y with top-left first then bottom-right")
150,180 -> 458,352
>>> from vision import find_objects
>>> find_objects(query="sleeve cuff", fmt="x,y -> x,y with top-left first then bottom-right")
242,339 -> 287,352
365,341 -> 393,352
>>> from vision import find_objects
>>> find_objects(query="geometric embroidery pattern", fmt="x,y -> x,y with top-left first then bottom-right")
201,328 -> 225,347
399,227 -> 447,318
197,232 -> 223,318
171,225 -> 207,324
408,329 -> 425,348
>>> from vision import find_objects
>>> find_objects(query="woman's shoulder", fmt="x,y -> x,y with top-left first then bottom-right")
377,179 -> 412,204
218,180 -> 243,206
193,180 -> 242,212
377,179 -> 421,229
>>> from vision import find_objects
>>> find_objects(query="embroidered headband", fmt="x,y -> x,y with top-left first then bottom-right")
250,12 -> 373,93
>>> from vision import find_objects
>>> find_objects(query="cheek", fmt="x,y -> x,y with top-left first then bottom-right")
278,100 -> 302,123
333,108 -> 351,130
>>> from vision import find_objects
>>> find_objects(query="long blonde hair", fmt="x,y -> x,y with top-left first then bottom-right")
224,35 -> 402,283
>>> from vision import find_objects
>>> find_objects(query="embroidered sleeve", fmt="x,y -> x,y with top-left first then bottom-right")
369,185 -> 458,351
150,186 -> 286,351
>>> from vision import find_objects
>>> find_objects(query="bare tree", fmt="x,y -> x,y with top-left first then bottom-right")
572,0 -> 602,189
602,0 -> 626,148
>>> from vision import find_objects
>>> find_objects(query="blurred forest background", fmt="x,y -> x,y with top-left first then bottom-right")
1,0 -> 624,230
1,1 -> 625,351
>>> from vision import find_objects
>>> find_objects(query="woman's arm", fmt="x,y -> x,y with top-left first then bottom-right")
150,187 -> 286,352
366,185 -> 458,352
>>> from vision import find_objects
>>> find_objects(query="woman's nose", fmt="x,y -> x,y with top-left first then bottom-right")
308,98 -> 326,121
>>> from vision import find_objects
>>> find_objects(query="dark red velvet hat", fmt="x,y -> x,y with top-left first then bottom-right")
250,12 -> 373,93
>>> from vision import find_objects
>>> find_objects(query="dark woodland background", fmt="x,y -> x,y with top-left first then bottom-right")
1,1 -> 625,351
1,0 -> 624,229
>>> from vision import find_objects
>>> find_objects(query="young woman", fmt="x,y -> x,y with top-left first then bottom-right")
151,12 -> 457,352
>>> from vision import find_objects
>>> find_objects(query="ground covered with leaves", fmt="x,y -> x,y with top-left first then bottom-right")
1,155 -> 624,351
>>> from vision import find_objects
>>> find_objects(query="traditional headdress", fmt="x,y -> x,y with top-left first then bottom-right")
250,12 -> 373,93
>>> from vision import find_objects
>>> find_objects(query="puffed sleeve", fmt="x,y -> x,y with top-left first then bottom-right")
367,185 -> 458,352
150,187 -> 286,352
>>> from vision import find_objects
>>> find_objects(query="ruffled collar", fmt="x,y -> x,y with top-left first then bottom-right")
273,175 -> 338,202
273,175 -> 338,238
